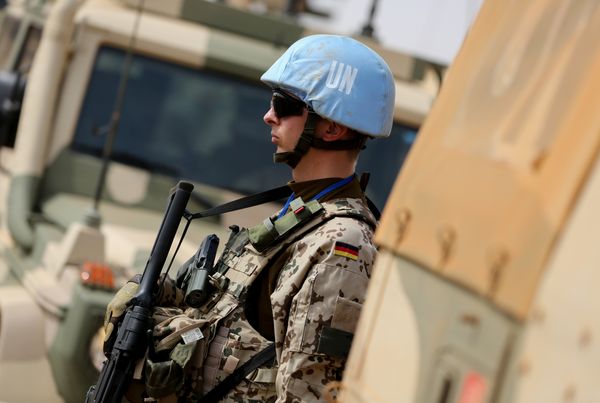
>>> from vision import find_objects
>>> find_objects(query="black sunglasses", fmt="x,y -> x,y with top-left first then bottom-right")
271,90 -> 306,119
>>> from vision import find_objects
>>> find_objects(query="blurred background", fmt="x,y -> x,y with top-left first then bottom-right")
0,1 -> 516,402
298,0 -> 484,65
3,1 -> 600,403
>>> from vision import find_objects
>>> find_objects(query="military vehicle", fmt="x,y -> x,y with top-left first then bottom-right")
0,0 -> 436,401
339,0 -> 600,402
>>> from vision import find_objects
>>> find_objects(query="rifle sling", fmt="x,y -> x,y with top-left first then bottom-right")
188,186 -> 291,220
195,344 -> 276,403
187,182 -> 380,221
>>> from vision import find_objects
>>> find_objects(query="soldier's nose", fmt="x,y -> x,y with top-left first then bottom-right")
263,106 -> 279,126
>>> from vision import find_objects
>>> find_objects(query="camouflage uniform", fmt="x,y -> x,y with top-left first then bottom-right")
143,178 -> 377,402
269,198 -> 376,402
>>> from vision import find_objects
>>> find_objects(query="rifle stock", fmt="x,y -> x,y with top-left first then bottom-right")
86,181 -> 193,403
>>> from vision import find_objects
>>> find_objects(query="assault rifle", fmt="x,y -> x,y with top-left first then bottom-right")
86,181 -> 194,403
176,233 -> 220,308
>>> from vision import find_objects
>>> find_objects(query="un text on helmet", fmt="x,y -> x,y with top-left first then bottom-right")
326,61 -> 358,95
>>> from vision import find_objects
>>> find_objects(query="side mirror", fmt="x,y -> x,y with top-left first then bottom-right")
0,70 -> 27,148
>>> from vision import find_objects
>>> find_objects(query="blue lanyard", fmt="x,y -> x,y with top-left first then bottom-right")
277,174 -> 354,219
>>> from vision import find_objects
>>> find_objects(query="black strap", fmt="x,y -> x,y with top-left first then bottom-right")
359,172 -> 370,191
187,186 -> 291,220
197,344 -> 276,403
272,111 -> 319,168
187,178 -> 379,227
358,172 -> 381,221
366,196 -> 381,221
311,136 -> 366,150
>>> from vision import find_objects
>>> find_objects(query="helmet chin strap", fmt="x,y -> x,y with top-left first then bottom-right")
273,112 -> 319,168
273,113 -> 368,169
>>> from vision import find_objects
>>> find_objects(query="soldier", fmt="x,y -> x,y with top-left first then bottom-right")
105,34 -> 395,402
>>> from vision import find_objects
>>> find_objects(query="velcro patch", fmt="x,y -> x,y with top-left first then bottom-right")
334,241 -> 359,260
317,326 -> 354,357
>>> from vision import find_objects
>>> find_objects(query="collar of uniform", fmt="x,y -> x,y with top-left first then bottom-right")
287,176 -> 365,203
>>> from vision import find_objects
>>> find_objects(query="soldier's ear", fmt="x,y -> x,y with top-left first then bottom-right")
322,121 -> 349,141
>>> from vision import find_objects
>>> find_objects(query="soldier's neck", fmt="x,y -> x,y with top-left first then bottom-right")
292,149 -> 356,182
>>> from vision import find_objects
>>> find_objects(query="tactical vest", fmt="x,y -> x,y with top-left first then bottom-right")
146,197 -> 376,402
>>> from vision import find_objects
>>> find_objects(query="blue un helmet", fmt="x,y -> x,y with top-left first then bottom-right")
261,34 -> 395,167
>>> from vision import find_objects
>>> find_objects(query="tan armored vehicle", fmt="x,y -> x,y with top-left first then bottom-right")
0,1 -> 436,401
341,0 -> 600,402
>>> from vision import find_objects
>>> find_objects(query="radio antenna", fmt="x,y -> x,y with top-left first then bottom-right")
85,0 -> 146,227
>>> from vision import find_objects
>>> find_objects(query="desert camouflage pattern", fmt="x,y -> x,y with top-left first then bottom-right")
143,197 -> 377,402
103,279 -> 140,342
102,273 -> 185,343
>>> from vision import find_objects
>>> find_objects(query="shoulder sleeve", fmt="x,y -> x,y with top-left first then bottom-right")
272,216 -> 377,402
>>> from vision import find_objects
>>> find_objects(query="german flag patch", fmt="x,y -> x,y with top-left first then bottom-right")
334,241 -> 359,260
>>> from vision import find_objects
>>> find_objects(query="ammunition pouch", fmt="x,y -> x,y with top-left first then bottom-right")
248,199 -> 323,252
146,310 -> 216,398
145,358 -> 184,398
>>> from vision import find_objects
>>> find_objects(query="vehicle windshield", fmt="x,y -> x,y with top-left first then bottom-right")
72,46 -> 416,210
